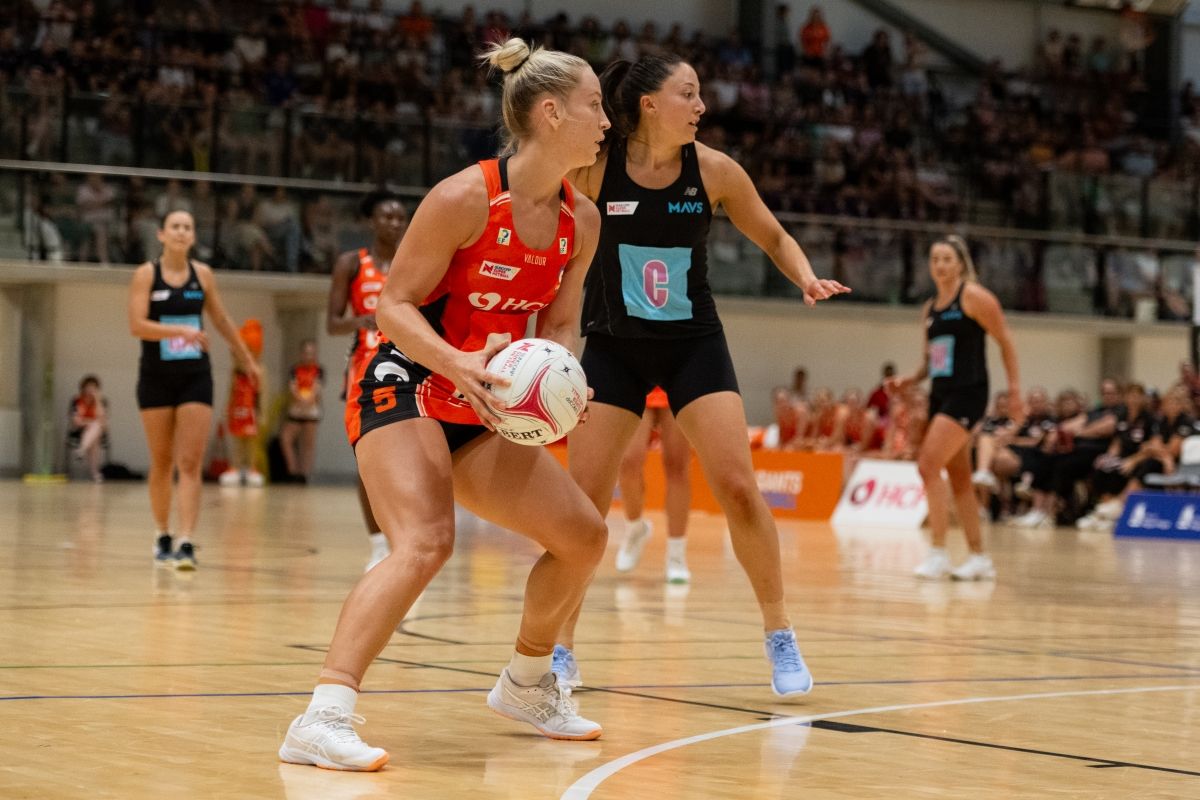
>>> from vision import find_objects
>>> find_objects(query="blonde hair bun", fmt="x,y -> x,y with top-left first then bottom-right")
483,38 -> 532,75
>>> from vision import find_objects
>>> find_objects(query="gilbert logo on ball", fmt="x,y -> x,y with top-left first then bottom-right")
484,339 -> 587,446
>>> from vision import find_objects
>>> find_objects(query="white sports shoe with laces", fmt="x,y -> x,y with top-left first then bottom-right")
615,519 -> 652,572
486,670 -> 602,740
278,706 -> 389,771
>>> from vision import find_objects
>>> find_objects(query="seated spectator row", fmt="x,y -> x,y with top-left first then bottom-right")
2,3 -> 1198,236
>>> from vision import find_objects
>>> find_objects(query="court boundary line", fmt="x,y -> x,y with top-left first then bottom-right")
560,683 -> 1200,799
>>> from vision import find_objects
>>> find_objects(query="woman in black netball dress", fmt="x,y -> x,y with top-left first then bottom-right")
127,210 -> 261,569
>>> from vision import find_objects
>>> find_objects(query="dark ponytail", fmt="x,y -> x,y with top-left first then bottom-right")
598,52 -> 685,153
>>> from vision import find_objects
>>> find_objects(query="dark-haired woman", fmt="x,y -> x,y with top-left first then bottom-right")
278,39 -> 611,771
557,53 -> 849,697
890,237 -> 1023,581
127,211 -> 261,570
326,190 -> 409,570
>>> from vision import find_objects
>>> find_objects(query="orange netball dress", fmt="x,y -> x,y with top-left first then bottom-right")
345,158 -> 576,445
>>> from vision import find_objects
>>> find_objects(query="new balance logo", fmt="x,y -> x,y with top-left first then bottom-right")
684,186 -> 698,196
667,201 -> 704,214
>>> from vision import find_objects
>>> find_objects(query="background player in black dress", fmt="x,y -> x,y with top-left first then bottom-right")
891,236 -> 1023,581
127,210 -> 261,569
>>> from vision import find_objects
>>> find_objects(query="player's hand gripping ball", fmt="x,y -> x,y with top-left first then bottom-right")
484,338 -> 587,446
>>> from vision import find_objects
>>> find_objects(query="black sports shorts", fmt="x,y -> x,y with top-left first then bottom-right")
929,382 -> 989,431
581,330 -> 740,417
137,369 -> 214,409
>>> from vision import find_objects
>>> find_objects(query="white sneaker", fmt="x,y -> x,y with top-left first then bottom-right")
615,519 -> 652,573
1014,509 -> 1052,528
218,469 -> 241,487
913,550 -> 951,580
245,470 -> 265,488
665,553 -> 691,584
486,669 -> 602,741
971,469 -> 998,491
1077,513 -> 1114,532
950,553 -> 996,581
278,706 -> 389,771
1095,498 -> 1124,520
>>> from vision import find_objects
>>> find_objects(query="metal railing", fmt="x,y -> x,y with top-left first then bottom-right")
1,159 -> 1196,322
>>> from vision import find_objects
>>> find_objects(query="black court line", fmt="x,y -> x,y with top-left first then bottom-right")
808,720 -> 1200,778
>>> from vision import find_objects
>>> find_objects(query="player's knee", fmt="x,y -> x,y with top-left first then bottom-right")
175,453 -> 204,476
714,472 -> 762,520
409,526 -> 455,574
916,455 -> 942,483
570,509 -> 608,566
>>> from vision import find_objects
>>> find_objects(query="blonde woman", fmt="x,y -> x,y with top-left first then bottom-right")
891,236 -> 1023,581
278,39 -> 611,771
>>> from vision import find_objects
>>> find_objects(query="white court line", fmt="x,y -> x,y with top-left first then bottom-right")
561,683 -> 1200,799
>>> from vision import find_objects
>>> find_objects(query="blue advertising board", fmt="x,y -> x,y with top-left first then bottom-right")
1113,491 -> 1200,540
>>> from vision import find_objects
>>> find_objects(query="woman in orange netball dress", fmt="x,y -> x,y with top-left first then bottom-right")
326,190 -> 408,568
279,39 -> 611,771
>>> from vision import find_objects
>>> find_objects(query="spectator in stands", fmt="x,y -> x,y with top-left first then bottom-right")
974,387 -> 1054,518
259,186 -> 302,273
154,178 -> 193,220
228,183 -> 273,270
867,362 -> 894,421
1012,389 -> 1084,527
1035,378 -> 1122,525
861,30 -> 893,91
773,5 -> 795,77
799,6 -> 830,68
76,172 -> 118,264
300,195 -> 337,273
69,374 -> 107,482
764,387 -> 807,450
836,388 -> 882,455
1075,382 -> 1157,530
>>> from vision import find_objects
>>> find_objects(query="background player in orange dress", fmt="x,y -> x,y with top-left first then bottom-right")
219,319 -> 264,487
613,386 -> 693,583
279,339 -> 324,483
326,190 -> 408,570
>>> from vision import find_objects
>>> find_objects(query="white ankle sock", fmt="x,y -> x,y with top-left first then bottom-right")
368,531 -> 389,556
308,683 -> 358,715
626,516 -> 644,529
507,651 -> 552,686
928,546 -> 947,558
667,537 -> 686,559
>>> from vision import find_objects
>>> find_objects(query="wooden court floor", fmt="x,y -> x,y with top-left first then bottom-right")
1,479 -> 1199,799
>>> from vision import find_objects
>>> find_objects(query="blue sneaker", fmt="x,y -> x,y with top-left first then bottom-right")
764,629 -> 813,697
174,541 -> 197,571
155,534 -> 174,566
551,644 -> 581,688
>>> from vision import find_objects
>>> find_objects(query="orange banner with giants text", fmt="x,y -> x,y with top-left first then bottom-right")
547,444 -> 843,521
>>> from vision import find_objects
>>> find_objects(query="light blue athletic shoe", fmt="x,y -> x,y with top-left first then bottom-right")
765,629 -> 813,697
551,644 -> 581,689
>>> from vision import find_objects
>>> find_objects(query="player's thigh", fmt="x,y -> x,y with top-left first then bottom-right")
355,417 -> 456,539
568,402 -> 643,507
452,434 -> 606,552
173,403 -> 214,470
